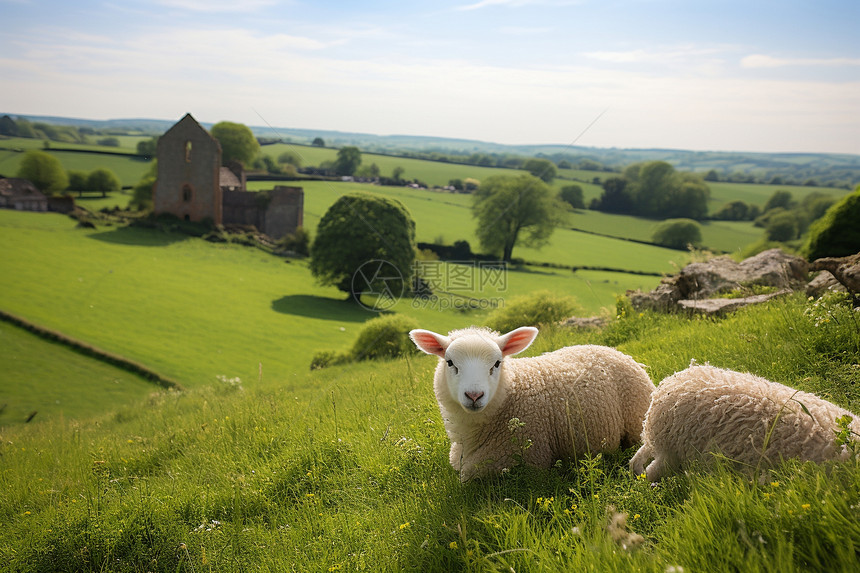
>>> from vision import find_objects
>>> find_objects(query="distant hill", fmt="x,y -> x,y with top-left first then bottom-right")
4,112 -> 859,188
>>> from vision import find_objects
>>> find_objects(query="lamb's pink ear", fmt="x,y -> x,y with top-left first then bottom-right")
497,326 -> 539,356
409,329 -> 450,357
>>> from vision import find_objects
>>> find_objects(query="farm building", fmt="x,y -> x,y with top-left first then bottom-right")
0,178 -> 48,212
153,113 -> 303,239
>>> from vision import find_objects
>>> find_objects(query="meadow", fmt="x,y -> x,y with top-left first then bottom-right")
2,133 -> 860,571
0,321 -> 159,423
2,292 -> 859,571
0,138 -> 152,187
0,209 -> 661,413
255,180 -> 693,273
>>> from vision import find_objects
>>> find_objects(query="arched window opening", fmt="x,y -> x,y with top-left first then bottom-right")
182,184 -> 193,202
185,140 -> 192,163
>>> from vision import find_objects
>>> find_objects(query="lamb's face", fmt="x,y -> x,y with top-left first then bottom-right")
443,336 -> 504,413
410,326 -> 540,414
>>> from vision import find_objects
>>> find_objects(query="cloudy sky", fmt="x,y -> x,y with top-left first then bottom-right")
2,0 -> 859,154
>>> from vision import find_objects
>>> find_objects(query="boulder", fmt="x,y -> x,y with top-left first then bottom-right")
809,253 -> 860,295
627,277 -> 682,312
805,271 -> 847,298
677,289 -> 791,317
629,248 -> 809,313
677,249 -> 808,298
560,316 -> 608,329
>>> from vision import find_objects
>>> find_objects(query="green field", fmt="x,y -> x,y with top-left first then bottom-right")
0,210 -> 661,401
261,143 -> 523,187
2,133 -> 860,571
0,144 -> 152,187
253,179 -> 692,272
2,293 -> 859,571
707,180 -> 845,210
568,209 -> 764,254
0,321 -> 158,425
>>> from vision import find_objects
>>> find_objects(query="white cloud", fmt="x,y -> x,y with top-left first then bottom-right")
457,0 -> 581,11
742,54 -> 860,68
154,0 -> 278,12
583,46 -> 729,65
499,26 -> 554,36
2,25 -> 859,154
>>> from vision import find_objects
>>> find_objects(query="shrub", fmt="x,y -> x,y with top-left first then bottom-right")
278,227 -> 311,256
310,350 -> 352,370
651,219 -> 702,249
559,185 -> 585,209
486,290 -> 581,332
350,314 -> 420,362
765,211 -> 799,242
804,186 -> 860,260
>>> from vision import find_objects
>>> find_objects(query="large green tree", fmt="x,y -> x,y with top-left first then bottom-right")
522,158 -> 557,183
334,146 -> 362,176
86,168 -> 121,197
310,193 -> 415,304
603,160 -> 710,219
472,174 -> 565,262
210,121 -> 260,166
16,150 -> 68,193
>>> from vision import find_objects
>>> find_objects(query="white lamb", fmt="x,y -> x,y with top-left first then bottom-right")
410,326 -> 655,481
630,364 -> 860,481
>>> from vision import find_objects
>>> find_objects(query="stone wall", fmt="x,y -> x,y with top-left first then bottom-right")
222,185 -> 303,239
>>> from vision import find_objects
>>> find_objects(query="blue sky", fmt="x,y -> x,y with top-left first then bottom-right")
2,0 -> 859,153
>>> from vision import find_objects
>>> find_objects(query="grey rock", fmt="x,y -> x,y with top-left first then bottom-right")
809,253 -> 860,295
560,316 -> 608,329
678,289 -> 791,316
805,271 -> 847,298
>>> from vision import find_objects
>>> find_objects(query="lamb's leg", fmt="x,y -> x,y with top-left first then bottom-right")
629,443 -> 652,477
449,442 -> 463,468
644,456 -> 669,482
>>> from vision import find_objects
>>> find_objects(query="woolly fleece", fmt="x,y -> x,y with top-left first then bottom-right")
630,365 -> 860,481
416,327 -> 655,481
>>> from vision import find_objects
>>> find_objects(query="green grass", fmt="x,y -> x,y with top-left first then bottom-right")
707,181 -> 846,210
254,180 -> 690,272
0,321 -> 159,426
1,293 -> 859,571
0,210 -> 660,398
568,209 -> 764,254
261,143 -> 524,187
0,146 -> 152,187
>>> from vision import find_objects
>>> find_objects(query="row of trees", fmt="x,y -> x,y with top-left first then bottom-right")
15,150 -> 122,196
592,161 -> 710,220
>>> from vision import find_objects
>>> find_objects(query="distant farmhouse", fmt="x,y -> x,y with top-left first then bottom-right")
0,178 -> 48,212
153,113 -> 303,240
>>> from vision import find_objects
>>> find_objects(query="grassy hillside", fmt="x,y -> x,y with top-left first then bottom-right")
0,141 -> 152,187
269,180 -> 691,272
0,210 -> 660,399
260,143 -> 523,187
1,293 -> 858,571
0,321 -> 161,425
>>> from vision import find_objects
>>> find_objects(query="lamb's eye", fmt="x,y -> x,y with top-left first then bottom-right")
494,360 -> 501,369
446,359 -> 459,374
490,360 -> 501,374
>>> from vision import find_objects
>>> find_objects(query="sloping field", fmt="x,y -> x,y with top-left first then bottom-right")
0,210 -> 660,398
0,321 -> 159,426
252,180 -> 691,273
0,145 -> 152,187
